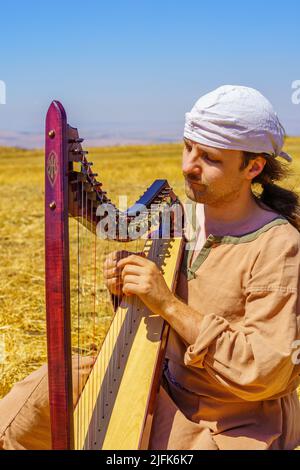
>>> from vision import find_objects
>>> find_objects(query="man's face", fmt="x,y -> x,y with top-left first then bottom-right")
182,138 -> 247,206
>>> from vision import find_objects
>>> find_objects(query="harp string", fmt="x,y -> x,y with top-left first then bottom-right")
92,196 -> 96,447
109,234 -> 113,423
89,195 -> 94,445
75,178 -> 81,448
84,185 -> 87,447
85,182 -> 88,447
77,182 -> 82,450
85,191 -> 88,449
75,181 -> 78,449
90,196 -> 94,444
81,178 -> 85,448
88,194 -> 93,446
76,179 -> 80,450
90,195 -> 97,447
104,225 -> 111,436
111,239 -> 117,414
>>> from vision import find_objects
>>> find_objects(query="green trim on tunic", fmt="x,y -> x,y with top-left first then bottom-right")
182,216 -> 288,281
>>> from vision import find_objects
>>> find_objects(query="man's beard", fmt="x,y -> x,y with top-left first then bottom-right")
184,178 -> 241,206
185,178 -> 209,202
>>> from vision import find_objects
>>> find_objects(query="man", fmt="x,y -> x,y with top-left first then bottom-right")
104,86 -> 300,450
1,85 -> 300,449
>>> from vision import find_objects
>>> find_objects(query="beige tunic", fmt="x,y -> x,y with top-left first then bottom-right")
150,214 -> 300,450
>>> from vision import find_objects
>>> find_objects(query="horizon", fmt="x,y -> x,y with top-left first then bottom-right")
2,136 -> 300,154
0,1 -> 300,147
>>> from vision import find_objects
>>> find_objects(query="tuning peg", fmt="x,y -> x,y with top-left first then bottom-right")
68,138 -> 84,144
72,149 -> 89,155
92,181 -> 102,187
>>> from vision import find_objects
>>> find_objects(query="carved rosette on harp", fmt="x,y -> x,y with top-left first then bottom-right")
45,101 -> 184,450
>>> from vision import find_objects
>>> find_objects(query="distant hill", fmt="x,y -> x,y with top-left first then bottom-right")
0,122 -> 184,149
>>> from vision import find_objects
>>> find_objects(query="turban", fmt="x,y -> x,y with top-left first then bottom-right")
184,85 -> 292,162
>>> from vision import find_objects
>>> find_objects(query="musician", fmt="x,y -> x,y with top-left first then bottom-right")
1,85 -> 300,450
105,86 -> 300,450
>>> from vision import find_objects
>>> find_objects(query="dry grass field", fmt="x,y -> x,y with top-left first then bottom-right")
1,138 -> 300,403
0,142 -> 186,398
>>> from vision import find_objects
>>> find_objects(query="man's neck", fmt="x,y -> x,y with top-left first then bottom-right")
200,195 -> 277,237
205,195 -> 257,224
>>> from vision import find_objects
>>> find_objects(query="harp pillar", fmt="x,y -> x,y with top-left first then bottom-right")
45,101 -> 74,450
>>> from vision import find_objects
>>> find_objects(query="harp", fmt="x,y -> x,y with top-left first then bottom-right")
45,101 -> 184,450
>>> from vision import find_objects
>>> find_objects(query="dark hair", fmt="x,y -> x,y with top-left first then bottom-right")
240,152 -> 300,231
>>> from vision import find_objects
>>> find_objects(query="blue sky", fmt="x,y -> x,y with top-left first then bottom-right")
0,0 -> 300,146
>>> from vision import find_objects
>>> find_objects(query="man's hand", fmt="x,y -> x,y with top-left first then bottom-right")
103,250 -> 144,296
117,254 -> 175,317
106,252 -> 204,345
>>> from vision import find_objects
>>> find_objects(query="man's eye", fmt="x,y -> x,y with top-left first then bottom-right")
203,154 -> 220,163
185,143 -> 192,152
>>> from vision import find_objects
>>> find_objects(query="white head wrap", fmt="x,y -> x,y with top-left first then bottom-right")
184,85 -> 292,162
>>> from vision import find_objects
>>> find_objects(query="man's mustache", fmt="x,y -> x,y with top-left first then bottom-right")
184,176 -> 204,186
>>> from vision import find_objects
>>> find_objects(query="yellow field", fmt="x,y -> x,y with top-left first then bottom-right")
1,138 -> 300,401
0,142 -> 185,398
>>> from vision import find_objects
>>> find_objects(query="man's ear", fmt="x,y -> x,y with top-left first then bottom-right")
246,156 -> 266,181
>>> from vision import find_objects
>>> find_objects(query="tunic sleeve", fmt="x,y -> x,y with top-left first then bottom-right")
184,227 -> 300,401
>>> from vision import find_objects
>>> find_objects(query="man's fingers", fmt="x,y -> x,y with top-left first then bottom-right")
105,278 -> 123,290
104,250 -> 131,267
104,250 -> 146,268
117,254 -> 148,269
122,275 -> 140,289
122,283 -> 143,296
103,266 -> 122,280
121,265 -> 144,280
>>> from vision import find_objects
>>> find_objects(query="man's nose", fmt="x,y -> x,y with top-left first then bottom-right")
182,156 -> 202,177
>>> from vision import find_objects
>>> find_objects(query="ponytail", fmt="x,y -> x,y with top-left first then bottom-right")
241,152 -> 300,231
